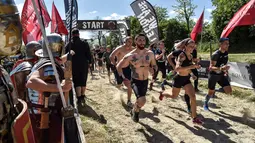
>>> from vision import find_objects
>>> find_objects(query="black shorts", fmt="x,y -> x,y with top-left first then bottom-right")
72,67 -> 89,87
208,73 -> 230,90
153,62 -> 166,79
116,66 -> 132,85
131,78 -> 148,99
98,60 -> 103,67
106,63 -> 112,72
172,75 -> 191,88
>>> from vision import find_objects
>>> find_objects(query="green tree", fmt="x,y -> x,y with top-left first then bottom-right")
211,0 -> 255,52
127,16 -> 143,40
154,6 -> 169,23
163,19 -> 189,50
172,0 -> 197,32
106,31 -> 121,48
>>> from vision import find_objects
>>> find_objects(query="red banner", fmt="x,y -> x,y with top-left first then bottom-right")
51,2 -> 68,35
21,0 -> 51,44
221,0 -> 255,38
190,10 -> 204,41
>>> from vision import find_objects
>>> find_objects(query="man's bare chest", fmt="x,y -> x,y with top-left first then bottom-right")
131,54 -> 150,68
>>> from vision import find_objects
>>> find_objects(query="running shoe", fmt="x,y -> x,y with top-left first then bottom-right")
203,104 -> 209,111
159,92 -> 164,101
193,117 -> 203,125
130,109 -> 139,122
127,100 -> 133,108
187,108 -> 191,114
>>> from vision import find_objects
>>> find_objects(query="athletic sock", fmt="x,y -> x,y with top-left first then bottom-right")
184,94 -> 191,110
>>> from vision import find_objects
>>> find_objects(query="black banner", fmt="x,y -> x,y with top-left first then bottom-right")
198,60 -> 255,89
130,0 -> 159,43
117,20 -> 130,43
64,0 -> 78,42
64,0 -> 78,29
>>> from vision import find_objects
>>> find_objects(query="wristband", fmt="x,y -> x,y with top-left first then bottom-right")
190,73 -> 194,76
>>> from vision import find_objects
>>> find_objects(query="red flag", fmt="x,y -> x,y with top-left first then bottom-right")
190,10 -> 204,41
21,0 -> 51,45
221,0 -> 255,38
51,2 -> 68,35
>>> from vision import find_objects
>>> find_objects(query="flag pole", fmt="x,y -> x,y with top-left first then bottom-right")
200,7 -> 205,49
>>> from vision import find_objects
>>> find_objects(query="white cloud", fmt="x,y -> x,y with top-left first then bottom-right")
169,10 -> 176,15
206,7 -> 216,13
206,8 -> 213,13
192,17 -> 198,22
89,11 -> 98,14
102,13 -> 127,20
204,19 -> 212,23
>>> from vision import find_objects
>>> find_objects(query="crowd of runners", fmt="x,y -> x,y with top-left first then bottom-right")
87,33 -> 232,125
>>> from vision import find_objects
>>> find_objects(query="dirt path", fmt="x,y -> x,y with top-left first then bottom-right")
79,72 -> 255,143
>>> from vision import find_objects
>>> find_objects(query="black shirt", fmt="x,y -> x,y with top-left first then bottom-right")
181,52 -> 193,67
210,49 -> 228,74
103,51 -> 111,64
97,52 -> 104,59
65,37 -> 92,69
191,49 -> 197,59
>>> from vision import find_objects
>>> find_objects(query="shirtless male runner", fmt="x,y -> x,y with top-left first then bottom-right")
110,37 -> 134,107
117,33 -> 158,122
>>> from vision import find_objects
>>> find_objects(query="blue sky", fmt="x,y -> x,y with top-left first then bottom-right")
14,0 -> 215,39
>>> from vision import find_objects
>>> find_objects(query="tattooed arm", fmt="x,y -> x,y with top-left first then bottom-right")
116,54 -> 131,79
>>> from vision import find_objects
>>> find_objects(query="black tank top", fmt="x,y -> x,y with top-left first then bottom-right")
181,52 -> 193,67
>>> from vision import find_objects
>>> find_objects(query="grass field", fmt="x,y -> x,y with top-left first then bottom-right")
199,53 -> 255,63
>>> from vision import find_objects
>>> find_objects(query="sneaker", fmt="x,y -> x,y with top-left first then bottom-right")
149,82 -> 153,90
161,83 -> 165,91
193,117 -> 203,125
77,95 -> 86,105
187,108 -> 191,114
203,104 -> 209,111
159,92 -> 164,101
127,101 -> 133,108
130,109 -> 139,122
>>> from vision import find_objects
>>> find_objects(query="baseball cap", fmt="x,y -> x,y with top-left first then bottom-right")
219,37 -> 229,43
